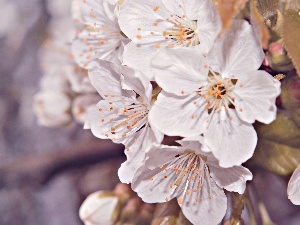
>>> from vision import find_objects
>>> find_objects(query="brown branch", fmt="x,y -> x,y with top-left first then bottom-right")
0,138 -> 124,189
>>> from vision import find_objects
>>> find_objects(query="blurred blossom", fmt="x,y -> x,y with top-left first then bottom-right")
0,0 -> 19,37
46,0 -> 74,19
72,94 -> 100,124
33,90 -> 72,127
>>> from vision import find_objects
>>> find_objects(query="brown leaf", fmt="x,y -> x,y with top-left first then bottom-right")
256,0 -> 279,20
250,0 -> 271,48
228,192 -> 246,225
283,9 -> 300,75
177,211 -> 193,225
251,113 -> 300,175
213,0 -> 248,34
151,199 -> 180,225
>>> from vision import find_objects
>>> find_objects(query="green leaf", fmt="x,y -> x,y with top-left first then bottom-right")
251,113 -> 300,175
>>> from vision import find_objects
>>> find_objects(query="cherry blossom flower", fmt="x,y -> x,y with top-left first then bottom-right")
118,0 -> 221,79
288,164 -> 300,205
132,137 -> 252,225
149,20 -> 281,167
85,60 -> 163,183
72,0 -> 124,69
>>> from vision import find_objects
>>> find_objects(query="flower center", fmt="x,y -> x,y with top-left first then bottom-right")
163,17 -> 199,47
200,70 -> 236,114
152,150 -> 213,203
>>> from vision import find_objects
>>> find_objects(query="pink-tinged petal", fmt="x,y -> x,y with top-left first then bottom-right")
205,109 -> 257,168
88,60 -> 134,98
149,91 -> 208,137
178,180 -> 227,225
234,70 -> 281,124
122,42 -> 161,81
196,0 -> 221,55
209,163 -> 252,194
288,164 -> 300,205
152,48 -> 208,95
208,20 -> 264,77
118,0 -> 170,40
121,66 -> 153,106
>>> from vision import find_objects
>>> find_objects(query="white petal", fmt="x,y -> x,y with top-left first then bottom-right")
149,91 -> 208,137
234,70 -> 281,124
72,0 -> 122,68
179,180 -> 227,225
88,60 -> 134,98
208,20 -> 264,77
196,0 -> 221,55
120,66 -> 153,106
132,165 -> 183,203
151,48 -> 208,95
122,42 -> 160,81
161,0 -> 203,20
288,164 -> 300,205
205,109 -> 257,168
118,0 -> 170,40
72,36 -> 122,68
145,145 -> 186,169
119,126 -> 163,183
209,163 -> 252,194
86,97 -> 147,140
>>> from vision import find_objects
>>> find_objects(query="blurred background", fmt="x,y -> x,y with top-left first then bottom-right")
0,0 -> 299,225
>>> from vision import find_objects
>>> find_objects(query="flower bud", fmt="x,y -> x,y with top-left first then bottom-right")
266,41 -> 294,72
79,191 -> 122,225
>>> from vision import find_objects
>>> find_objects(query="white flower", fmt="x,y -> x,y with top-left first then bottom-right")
72,94 -> 100,124
118,0 -> 221,79
149,20 -> 281,167
132,137 -> 252,225
288,164 -> 300,205
33,90 -> 72,127
72,0 -> 124,69
85,60 -> 163,183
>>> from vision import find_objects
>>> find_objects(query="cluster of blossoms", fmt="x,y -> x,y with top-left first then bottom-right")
35,0 -> 300,224
73,0 -> 282,224
33,0 -> 100,127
